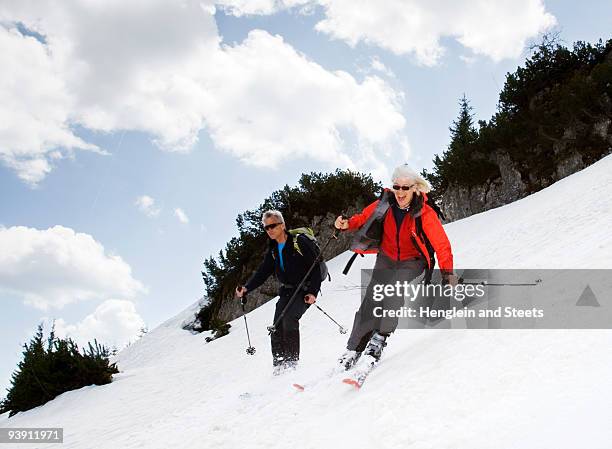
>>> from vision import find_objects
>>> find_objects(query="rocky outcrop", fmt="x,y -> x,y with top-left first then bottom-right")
439,117 -> 612,223
439,150 -> 527,222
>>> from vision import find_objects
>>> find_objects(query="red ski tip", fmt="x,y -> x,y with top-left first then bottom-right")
292,383 -> 305,391
342,378 -> 361,389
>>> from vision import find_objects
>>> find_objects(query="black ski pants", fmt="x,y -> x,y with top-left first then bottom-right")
271,287 -> 311,366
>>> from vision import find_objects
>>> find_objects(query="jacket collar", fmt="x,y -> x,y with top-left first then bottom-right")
268,230 -> 292,250
384,188 -> 426,216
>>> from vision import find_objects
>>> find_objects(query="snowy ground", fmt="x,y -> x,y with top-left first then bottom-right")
2,155 -> 612,449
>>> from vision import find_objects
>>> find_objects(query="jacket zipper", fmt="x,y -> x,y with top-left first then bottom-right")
396,225 -> 401,261
395,215 -> 403,261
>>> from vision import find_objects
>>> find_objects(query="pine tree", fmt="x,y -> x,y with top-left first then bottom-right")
423,38 -> 611,197
445,95 -> 479,175
0,323 -> 119,417
424,95 -> 479,192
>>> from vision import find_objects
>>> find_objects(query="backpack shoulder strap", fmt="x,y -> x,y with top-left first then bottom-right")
424,195 -> 445,221
342,252 -> 364,275
288,228 -> 317,257
415,215 -> 423,236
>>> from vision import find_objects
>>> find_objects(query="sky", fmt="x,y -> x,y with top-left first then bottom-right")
1,0 -> 611,397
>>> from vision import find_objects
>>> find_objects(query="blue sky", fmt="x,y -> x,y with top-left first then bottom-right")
1,0 -> 611,396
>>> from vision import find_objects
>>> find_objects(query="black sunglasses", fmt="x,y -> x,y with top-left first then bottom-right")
264,222 -> 283,231
392,184 -> 415,191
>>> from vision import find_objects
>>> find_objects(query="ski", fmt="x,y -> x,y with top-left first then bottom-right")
342,356 -> 378,390
291,365 -> 346,391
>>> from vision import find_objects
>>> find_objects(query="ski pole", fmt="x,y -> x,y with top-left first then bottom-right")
268,228 -> 339,335
314,304 -> 347,334
239,291 -> 256,355
459,278 -> 542,287
337,278 -> 543,290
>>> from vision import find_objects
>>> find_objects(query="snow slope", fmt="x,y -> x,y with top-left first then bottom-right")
2,155 -> 612,449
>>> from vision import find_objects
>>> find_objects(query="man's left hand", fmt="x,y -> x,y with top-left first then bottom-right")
304,294 -> 316,304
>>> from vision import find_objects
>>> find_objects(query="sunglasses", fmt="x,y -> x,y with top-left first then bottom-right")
392,184 -> 415,191
264,222 -> 283,231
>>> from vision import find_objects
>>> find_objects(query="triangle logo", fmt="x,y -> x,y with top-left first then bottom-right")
575,285 -> 600,307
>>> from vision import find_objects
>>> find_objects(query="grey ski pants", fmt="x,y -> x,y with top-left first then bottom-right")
346,253 -> 426,351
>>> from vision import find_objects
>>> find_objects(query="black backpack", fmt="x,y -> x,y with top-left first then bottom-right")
288,227 -> 330,282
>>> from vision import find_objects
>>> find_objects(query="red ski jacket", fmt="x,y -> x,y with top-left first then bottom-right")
348,191 -> 454,273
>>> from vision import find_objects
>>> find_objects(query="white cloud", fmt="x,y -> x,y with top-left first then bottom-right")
317,0 -> 557,65
217,0 -> 310,16
369,56 -> 395,78
0,225 -> 147,310
135,195 -> 161,218
460,54 -> 477,65
0,26 -> 102,186
174,208 -> 189,224
0,1 -> 408,184
47,299 -> 146,349
216,0 -> 273,16
203,30 -> 407,168
219,0 -> 556,66
451,0 -> 557,61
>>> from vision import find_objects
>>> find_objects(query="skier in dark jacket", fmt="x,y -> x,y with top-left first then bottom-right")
236,210 -> 322,375
334,164 -> 457,370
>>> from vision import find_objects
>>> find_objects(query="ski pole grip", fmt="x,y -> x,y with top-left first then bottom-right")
236,284 -> 248,306
333,214 -> 349,233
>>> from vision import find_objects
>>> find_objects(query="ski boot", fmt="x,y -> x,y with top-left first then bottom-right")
272,359 -> 298,376
283,359 -> 298,372
338,350 -> 362,370
342,333 -> 388,388
272,356 -> 285,376
362,332 -> 388,364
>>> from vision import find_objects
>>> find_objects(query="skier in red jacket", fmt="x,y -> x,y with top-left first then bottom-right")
335,163 -> 457,370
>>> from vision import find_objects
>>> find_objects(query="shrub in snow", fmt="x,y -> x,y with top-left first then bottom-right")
0,323 -> 119,417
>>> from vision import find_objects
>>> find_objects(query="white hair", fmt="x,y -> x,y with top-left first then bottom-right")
261,209 -> 284,225
391,163 -> 431,194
